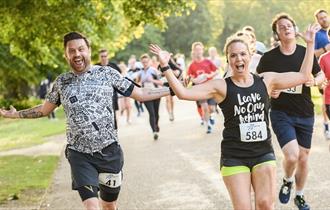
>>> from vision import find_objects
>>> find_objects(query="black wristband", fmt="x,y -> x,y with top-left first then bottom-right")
323,47 -> 327,53
163,82 -> 175,96
160,65 -> 170,73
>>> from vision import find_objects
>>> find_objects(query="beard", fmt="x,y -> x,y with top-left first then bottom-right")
321,22 -> 329,29
69,56 -> 90,73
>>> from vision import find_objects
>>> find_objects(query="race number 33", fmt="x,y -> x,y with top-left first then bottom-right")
282,84 -> 303,94
239,121 -> 267,142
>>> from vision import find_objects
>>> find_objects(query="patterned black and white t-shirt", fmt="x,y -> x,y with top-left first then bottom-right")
46,65 -> 134,153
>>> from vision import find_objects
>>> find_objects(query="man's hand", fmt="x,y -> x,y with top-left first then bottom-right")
183,76 -> 191,87
304,77 -> 314,87
271,90 -> 281,99
325,43 -> 330,52
149,44 -> 171,67
0,105 -> 19,119
297,23 -> 320,44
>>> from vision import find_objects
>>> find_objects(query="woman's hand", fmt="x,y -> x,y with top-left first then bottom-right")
150,44 -> 171,67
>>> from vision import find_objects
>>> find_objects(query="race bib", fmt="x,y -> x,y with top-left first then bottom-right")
99,171 -> 122,188
281,84 -> 303,94
239,121 -> 267,142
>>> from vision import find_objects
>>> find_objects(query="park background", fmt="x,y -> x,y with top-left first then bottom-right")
0,0 -> 329,208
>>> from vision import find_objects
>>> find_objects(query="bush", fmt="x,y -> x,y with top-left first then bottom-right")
0,97 -> 42,110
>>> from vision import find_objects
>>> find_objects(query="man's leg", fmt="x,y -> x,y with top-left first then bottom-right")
77,186 -> 100,210
269,110 -> 297,204
292,116 -> 313,210
201,101 -> 211,133
99,185 -> 120,210
282,140 -> 300,179
295,146 -> 310,191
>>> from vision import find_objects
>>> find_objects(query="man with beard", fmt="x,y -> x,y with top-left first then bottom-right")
0,32 -> 172,210
314,9 -> 330,58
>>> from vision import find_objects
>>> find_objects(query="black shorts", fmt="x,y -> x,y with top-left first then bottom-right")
197,99 -> 217,106
270,110 -> 314,149
220,152 -> 276,170
65,142 -> 124,194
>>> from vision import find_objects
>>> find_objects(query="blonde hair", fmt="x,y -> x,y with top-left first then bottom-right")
191,42 -> 204,51
224,35 -> 251,58
140,53 -> 150,60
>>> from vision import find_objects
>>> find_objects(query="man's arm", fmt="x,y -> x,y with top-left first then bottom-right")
313,71 -> 325,87
130,86 -> 170,102
315,43 -> 330,58
0,101 -> 57,119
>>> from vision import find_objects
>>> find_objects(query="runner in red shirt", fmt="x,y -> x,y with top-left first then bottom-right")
187,42 -> 218,133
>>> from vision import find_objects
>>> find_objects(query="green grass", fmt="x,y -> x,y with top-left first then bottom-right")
0,155 -> 59,204
0,108 -> 66,151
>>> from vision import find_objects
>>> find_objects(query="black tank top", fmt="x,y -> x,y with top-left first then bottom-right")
218,74 -> 273,159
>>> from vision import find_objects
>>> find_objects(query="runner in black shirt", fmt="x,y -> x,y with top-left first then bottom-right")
257,13 -> 324,210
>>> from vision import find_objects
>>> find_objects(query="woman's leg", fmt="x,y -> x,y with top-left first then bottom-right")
223,172 -> 252,210
153,99 -> 161,132
144,101 -> 157,132
251,163 -> 276,210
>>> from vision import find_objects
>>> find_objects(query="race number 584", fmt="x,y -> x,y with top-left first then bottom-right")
239,121 -> 267,142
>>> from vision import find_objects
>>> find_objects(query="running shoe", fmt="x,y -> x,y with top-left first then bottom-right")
206,125 -> 212,134
325,131 -> 330,140
209,117 -> 215,125
294,195 -> 310,210
279,179 -> 293,204
153,132 -> 159,140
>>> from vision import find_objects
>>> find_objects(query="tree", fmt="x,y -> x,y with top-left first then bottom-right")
0,0 -> 194,99
162,0 -> 223,58
113,25 -> 165,63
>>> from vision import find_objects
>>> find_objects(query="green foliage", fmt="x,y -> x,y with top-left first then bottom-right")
311,87 -> 323,115
0,97 -> 42,110
162,0 -> 223,57
0,0 -> 194,99
114,25 -> 165,62
0,155 -> 59,203
216,0 -> 330,51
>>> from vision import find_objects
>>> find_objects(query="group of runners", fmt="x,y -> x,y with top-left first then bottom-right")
1,10 -> 330,210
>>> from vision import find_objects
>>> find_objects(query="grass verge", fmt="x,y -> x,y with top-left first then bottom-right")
0,108 -> 66,151
0,155 -> 59,204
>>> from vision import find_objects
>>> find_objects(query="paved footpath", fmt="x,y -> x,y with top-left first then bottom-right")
6,99 -> 330,210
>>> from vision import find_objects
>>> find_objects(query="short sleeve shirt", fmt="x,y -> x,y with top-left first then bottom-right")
187,59 -> 217,81
319,52 -> 330,104
46,65 -> 134,153
315,29 -> 330,50
139,67 -> 158,87
257,45 -> 320,117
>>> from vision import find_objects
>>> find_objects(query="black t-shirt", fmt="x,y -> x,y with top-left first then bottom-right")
256,45 -> 320,117
218,74 -> 273,159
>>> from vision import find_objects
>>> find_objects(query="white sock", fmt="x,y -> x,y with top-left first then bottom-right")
296,190 -> 304,196
284,177 -> 294,183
